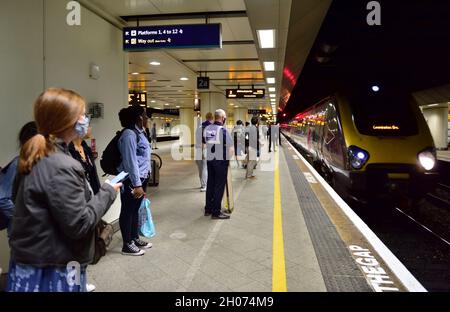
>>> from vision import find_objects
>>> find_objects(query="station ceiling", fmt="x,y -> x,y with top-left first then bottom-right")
80,0 -> 331,115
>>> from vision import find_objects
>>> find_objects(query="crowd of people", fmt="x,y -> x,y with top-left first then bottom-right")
0,88 -> 154,292
0,87 -> 281,292
195,110 -> 281,220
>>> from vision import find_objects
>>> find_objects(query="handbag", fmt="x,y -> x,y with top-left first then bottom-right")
92,220 -> 114,265
138,197 -> 156,238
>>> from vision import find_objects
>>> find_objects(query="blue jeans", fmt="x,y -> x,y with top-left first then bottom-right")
205,160 -> 229,216
119,178 -> 148,247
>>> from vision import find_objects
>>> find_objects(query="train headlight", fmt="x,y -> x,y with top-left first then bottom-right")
418,149 -> 436,171
348,146 -> 370,170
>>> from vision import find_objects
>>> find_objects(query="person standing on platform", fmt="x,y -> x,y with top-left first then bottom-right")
7,88 -> 120,292
204,109 -> 233,220
232,120 -> 245,168
245,117 -> 260,179
151,123 -> 158,150
195,112 -> 213,192
118,105 -> 152,256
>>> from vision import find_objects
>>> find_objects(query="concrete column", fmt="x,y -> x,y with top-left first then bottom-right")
234,107 -> 249,125
422,105 -> 448,149
179,108 -> 195,147
200,92 -> 227,119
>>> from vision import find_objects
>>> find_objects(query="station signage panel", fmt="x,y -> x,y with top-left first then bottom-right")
128,91 -> 147,107
226,89 -> 265,99
123,24 -> 222,51
248,109 -> 267,115
197,77 -> 210,90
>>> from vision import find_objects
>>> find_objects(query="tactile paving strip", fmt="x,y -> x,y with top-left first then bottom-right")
283,149 -> 373,292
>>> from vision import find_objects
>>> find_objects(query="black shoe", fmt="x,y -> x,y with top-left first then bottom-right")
133,238 -> 153,249
211,213 -> 230,220
204,211 -> 212,216
121,242 -> 145,256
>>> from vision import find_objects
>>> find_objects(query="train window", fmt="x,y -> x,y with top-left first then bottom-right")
348,91 -> 419,136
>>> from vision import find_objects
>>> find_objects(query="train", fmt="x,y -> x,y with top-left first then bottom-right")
281,89 -> 439,204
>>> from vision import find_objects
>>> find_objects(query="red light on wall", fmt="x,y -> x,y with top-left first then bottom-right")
283,113 -> 287,117
283,67 -> 297,88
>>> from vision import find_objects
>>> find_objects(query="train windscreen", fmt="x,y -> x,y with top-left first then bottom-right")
348,92 -> 419,136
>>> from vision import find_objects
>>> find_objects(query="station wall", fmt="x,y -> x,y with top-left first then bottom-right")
0,0 -> 128,274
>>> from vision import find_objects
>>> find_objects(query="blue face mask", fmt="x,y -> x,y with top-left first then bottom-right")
75,115 -> 90,138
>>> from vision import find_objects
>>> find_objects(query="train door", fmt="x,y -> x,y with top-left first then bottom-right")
323,102 -> 345,170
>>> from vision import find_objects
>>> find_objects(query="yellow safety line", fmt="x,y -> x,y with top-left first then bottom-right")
272,150 -> 287,292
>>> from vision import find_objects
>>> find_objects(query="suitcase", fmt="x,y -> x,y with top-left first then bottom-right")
148,159 -> 160,187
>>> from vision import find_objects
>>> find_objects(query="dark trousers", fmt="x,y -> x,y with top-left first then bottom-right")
205,160 -> 229,216
120,178 -> 148,247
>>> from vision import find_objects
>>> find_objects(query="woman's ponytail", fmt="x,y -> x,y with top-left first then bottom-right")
18,134 -> 54,174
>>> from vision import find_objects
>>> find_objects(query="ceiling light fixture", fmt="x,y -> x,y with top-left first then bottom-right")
180,77 -> 189,81
266,78 -> 275,84
270,94 -> 276,98
257,29 -> 276,49
264,62 -> 275,71
149,61 -> 161,66
131,72 -> 139,75
268,87 -> 276,92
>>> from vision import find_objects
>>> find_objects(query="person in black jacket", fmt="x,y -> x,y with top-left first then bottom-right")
69,126 -> 101,195
8,88 -> 121,292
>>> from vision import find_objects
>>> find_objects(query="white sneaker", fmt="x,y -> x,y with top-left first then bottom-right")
86,283 -> 96,292
200,187 -> 207,192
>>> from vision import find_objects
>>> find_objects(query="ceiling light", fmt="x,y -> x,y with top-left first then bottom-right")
257,29 -> 275,49
131,72 -> 139,75
371,85 -> 380,92
264,62 -> 275,71
270,94 -> 276,98
180,77 -> 189,81
151,100 -> 156,103
266,78 -> 275,84
149,61 -> 161,66
268,87 -> 276,92
428,104 -> 439,107
176,106 -> 180,108
165,103 -> 169,106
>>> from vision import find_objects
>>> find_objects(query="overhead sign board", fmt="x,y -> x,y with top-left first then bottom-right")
248,109 -> 267,115
128,91 -> 147,107
226,89 -> 265,99
123,24 -> 222,51
197,77 -> 210,90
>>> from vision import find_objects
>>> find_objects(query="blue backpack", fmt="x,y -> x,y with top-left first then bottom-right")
0,157 -> 18,231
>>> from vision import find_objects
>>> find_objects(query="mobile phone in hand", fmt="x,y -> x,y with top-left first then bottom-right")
110,171 -> 129,184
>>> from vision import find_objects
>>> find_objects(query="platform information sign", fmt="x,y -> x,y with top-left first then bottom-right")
123,24 -> 222,51
226,89 -> 265,99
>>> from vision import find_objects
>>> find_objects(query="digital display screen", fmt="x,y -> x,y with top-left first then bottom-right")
123,24 -> 222,51
226,89 -> 265,99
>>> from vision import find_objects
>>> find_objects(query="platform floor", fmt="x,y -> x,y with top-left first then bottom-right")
88,139 -> 407,292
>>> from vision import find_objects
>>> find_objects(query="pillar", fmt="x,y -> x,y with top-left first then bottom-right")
200,92 -> 227,120
234,107 -> 248,125
178,108 -> 195,148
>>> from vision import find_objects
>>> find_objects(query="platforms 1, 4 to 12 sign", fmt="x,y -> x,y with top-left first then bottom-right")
123,24 -> 222,51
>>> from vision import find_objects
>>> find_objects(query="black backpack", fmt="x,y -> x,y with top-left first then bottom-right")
100,129 -> 140,175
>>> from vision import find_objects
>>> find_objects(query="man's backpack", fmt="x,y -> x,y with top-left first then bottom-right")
100,129 -> 140,175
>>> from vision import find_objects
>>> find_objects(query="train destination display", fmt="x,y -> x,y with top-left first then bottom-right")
226,89 -> 265,99
123,24 -> 222,51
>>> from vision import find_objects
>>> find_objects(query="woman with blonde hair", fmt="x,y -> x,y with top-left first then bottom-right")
7,88 -> 121,292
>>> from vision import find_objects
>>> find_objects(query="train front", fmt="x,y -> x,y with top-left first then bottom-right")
339,90 -> 439,202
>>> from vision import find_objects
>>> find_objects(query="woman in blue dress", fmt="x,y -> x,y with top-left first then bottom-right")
7,88 -> 122,292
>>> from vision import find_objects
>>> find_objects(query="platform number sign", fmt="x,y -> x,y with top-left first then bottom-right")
197,77 -> 210,90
